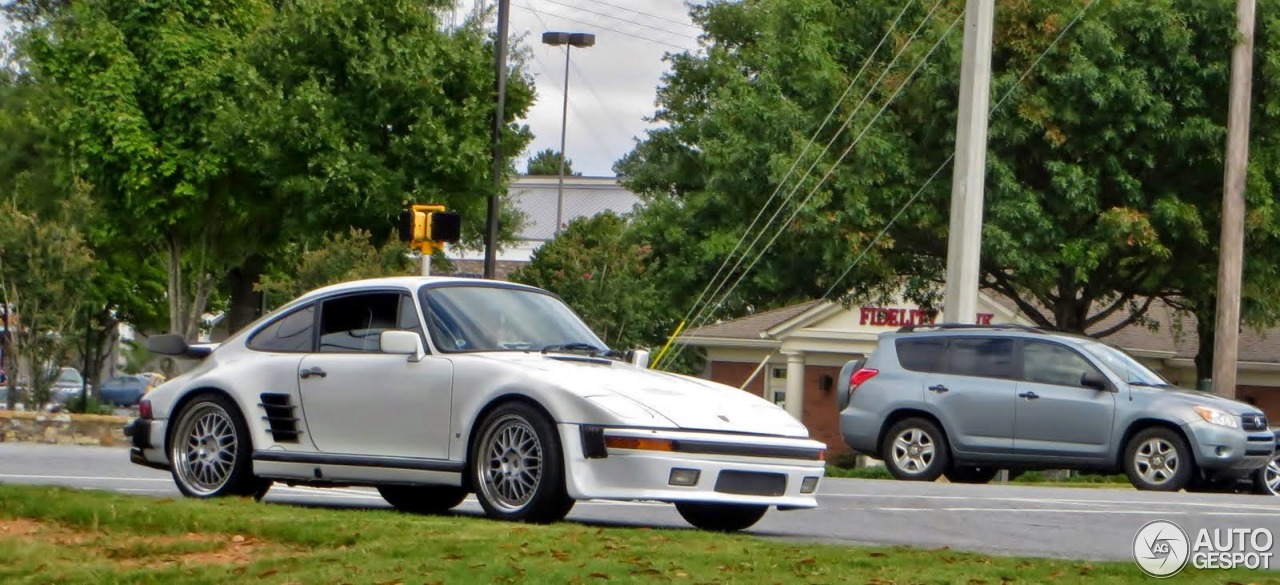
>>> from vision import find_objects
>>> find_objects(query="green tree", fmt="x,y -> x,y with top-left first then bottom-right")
526,148 -> 582,176
618,0 -> 1280,344
258,228 -> 415,307
511,212 -> 668,353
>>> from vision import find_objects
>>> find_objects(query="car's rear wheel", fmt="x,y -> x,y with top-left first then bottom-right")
169,393 -> 267,498
470,402 -> 574,523
675,502 -> 768,532
378,484 -> 468,514
944,466 -> 999,484
1254,455 -> 1280,496
882,418 -> 950,481
1124,427 -> 1193,491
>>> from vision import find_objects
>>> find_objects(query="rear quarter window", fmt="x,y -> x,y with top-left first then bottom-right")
895,338 -> 948,373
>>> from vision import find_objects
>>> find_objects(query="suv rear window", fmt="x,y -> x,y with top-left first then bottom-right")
947,338 -> 1015,379
896,339 -> 947,373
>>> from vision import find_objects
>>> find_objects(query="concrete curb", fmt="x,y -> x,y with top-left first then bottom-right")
0,410 -> 131,446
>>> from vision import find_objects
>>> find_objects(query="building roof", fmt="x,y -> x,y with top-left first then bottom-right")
510,176 -> 643,241
682,301 -> 822,340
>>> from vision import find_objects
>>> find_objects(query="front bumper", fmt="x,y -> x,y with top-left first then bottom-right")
124,417 -> 170,472
1184,420 -> 1274,477
560,424 -> 825,509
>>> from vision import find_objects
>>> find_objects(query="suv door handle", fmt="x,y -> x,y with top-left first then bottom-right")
1018,391 -> 1039,400
928,384 -> 949,393
300,367 -> 327,379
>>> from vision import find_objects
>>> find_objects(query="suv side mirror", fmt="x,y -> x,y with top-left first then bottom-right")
1080,371 -> 1108,391
627,349 -> 650,369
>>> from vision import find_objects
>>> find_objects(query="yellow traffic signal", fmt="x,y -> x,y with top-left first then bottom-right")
398,204 -> 461,254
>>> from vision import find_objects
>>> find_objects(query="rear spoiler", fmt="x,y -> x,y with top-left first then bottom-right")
146,334 -> 219,359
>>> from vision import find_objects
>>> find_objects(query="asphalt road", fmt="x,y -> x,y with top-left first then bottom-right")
2,443 -> 1278,564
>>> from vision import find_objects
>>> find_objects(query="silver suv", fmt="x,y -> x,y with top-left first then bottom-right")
837,324 -> 1274,491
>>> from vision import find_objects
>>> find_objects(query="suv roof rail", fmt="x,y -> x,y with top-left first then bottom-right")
896,322 -> 1044,334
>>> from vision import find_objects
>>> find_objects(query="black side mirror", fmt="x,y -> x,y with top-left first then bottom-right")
1081,371 -> 1108,391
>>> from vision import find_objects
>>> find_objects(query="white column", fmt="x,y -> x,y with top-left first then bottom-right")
942,0 -> 995,324
784,351 -> 806,421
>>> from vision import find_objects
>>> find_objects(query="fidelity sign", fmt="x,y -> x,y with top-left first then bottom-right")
858,306 -> 994,327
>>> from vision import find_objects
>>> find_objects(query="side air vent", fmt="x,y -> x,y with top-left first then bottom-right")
259,393 -> 302,443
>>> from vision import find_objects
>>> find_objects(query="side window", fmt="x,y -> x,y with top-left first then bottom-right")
1022,341 -> 1099,387
319,293 -> 401,353
397,294 -> 426,345
896,338 -> 948,373
947,337 -> 1014,379
248,305 -> 316,353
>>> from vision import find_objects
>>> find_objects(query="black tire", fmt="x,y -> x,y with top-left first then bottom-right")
378,484 -> 469,514
168,393 -> 267,498
1123,427 -> 1194,491
470,401 -> 574,523
881,417 -> 950,481
1254,455 -> 1280,496
675,502 -> 768,532
944,466 -> 999,484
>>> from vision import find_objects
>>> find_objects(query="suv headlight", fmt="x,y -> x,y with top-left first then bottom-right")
1194,406 -> 1240,429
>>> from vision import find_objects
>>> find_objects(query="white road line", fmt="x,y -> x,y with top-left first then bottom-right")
0,474 -> 169,482
867,507 -> 1280,517
820,492 -> 1278,511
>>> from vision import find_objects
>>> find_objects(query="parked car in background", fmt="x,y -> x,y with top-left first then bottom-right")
837,323 -> 1274,492
99,375 -> 159,407
128,277 -> 825,531
50,367 -> 87,404
1254,428 -> 1280,496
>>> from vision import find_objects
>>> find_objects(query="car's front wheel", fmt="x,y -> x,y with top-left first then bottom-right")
169,393 -> 267,498
1254,454 -> 1280,496
882,418 -> 950,481
675,502 -> 768,532
1124,427 -> 1193,491
378,484 -> 468,514
470,402 -> 574,523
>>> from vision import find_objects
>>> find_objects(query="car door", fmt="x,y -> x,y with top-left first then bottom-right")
297,291 -> 453,460
1013,340 -> 1116,459
923,337 -> 1016,454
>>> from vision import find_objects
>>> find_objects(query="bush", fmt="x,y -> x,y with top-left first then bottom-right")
62,394 -> 116,415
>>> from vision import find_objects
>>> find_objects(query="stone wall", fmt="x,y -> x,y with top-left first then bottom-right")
0,410 -> 130,446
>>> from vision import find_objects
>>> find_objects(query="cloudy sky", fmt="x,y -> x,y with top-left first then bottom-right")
484,0 -> 703,177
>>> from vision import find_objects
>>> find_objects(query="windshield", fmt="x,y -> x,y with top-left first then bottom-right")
420,285 -> 605,353
1080,341 -> 1171,386
55,368 -> 82,385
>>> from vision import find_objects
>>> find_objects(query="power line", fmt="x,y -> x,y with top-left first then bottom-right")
658,0 -> 951,369
653,0 -> 926,368
514,4 -> 696,53
575,0 -> 702,32
819,0 -> 1097,303
540,0 -> 699,40
659,12 -> 963,370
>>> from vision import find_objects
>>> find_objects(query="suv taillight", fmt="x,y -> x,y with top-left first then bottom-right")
139,399 -> 152,420
849,368 -> 879,392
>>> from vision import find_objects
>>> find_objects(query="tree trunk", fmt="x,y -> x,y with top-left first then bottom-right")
227,255 -> 265,334
1194,303 -> 1216,387
166,234 -> 184,336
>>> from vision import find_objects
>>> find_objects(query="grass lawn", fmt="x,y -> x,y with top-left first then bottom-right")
0,484 -> 1272,584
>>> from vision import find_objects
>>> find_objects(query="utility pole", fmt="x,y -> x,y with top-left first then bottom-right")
1212,0 -> 1257,399
484,0 -> 512,280
943,0 -> 995,324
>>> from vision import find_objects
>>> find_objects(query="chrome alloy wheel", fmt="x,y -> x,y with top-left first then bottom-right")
892,428 -> 936,474
476,414 -> 544,512
171,402 -> 239,496
1263,456 -> 1280,496
1134,437 -> 1179,486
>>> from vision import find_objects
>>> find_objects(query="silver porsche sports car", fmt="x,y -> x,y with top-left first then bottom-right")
126,277 -> 825,531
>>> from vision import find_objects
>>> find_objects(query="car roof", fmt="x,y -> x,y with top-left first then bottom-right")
296,276 -> 546,302
884,325 -> 1099,348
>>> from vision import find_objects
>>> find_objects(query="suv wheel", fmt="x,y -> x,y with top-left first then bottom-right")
944,466 -> 999,484
882,418 -> 950,481
1254,454 -> 1280,496
1124,427 -> 1193,491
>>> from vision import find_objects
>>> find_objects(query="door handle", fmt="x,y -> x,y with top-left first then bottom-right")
300,367 -> 327,379
1018,391 -> 1039,400
928,384 -> 949,393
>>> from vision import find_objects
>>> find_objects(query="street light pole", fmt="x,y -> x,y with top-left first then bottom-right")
542,31 -> 595,236
484,0 -> 512,280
